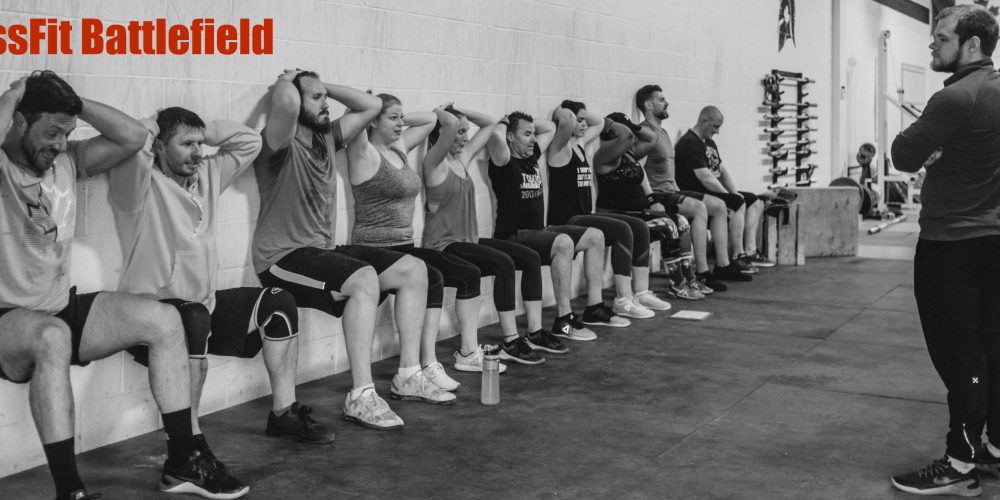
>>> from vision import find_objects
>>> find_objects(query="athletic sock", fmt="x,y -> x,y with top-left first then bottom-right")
989,442 -> 1000,458
43,438 -> 85,498
397,365 -> 419,380
948,455 -> 974,473
272,404 -> 293,416
349,383 -> 375,401
162,408 -> 195,468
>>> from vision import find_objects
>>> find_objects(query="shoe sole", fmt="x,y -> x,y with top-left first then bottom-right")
453,363 -> 508,373
581,319 -> 631,328
639,303 -> 672,311
524,339 -> 569,354
613,309 -> 655,319
891,477 -> 982,496
389,391 -> 456,405
264,428 -> 336,445
342,414 -> 404,430
498,351 -> 546,365
160,479 -> 250,499
552,332 -> 597,341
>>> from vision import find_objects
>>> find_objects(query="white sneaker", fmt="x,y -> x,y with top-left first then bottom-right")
343,388 -> 404,430
635,290 -> 671,311
422,361 -> 460,391
390,370 -> 456,405
612,296 -> 655,319
453,346 -> 508,373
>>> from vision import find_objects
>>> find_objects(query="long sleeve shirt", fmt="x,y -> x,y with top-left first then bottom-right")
109,120 -> 261,311
891,59 -> 1000,241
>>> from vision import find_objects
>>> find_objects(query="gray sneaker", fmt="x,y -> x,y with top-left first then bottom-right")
390,370 -> 456,405
343,388 -> 404,430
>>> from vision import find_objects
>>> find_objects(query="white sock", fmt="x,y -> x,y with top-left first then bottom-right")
988,442 -> 1000,458
349,383 -> 374,400
398,365 -> 420,380
948,455 -> 974,473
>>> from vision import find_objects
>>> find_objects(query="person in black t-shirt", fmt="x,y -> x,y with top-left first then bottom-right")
674,106 -> 773,270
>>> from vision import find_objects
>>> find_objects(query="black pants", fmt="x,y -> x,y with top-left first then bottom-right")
567,213 -> 651,272
914,236 -> 1000,462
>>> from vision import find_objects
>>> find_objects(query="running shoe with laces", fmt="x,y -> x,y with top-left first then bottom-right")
525,328 -> 568,354
891,456 -> 981,497
713,264 -> 752,282
582,303 -> 631,327
453,346 -> 508,373
748,251 -> 776,267
733,254 -> 759,274
552,314 -> 597,341
160,450 -> 250,499
421,361 -> 460,391
696,271 -> 726,292
390,370 -> 456,405
498,336 -> 546,365
265,401 -> 335,444
636,290 -> 672,310
687,278 -> 713,296
612,296 -> 655,319
343,388 -> 404,430
668,281 -> 704,300
62,490 -> 102,500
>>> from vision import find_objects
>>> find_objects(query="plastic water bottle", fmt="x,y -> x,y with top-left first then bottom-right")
481,345 -> 500,405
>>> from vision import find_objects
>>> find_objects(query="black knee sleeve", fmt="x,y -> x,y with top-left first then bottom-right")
256,288 -> 298,341
162,299 -> 211,359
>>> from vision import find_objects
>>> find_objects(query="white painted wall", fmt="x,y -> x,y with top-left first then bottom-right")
0,0 -> 836,477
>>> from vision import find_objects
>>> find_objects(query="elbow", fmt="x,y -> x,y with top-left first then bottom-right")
122,122 -> 148,154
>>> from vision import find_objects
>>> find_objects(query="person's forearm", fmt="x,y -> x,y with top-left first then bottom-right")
325,83 -> 381,113
403,111 -> 436,127
454,107 -> 495,128
79,98 -> 146,149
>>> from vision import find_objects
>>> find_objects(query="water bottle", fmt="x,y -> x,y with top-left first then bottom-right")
481,345 -> 500,405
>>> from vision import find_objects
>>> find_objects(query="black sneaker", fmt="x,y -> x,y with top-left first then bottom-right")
975,445 -> 1000,479
160,450 -> 250,499
696,272 -> 727,292
891,456 -> 982,497
732,254 -> 758,274
61,490 -> 102,500
192,434 -> 228,474
525,329 -> 569,354
713,264 -> 752,282
498,337 -> 545,365
581,303 -> 631,327
552,314 -> 597,341
266,402 -> 336,444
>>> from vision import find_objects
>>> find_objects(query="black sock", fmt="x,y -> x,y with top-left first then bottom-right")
162,408 -> 195,468
43,438 -> 85,498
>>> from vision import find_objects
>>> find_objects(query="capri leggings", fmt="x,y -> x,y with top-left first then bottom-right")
446,239 -> 544,311
387,243 -> 481,308
567,213 -> 651,272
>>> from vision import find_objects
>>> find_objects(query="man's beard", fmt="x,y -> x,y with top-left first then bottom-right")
932,53 -> 960,73
298,110 -> 332,134
656,109 -> 669,120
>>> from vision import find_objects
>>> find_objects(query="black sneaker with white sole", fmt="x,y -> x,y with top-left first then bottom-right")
499,336 -> 545,365
160,450 -> 250,499
525,328 -> 568,354
891,456 -> 981,497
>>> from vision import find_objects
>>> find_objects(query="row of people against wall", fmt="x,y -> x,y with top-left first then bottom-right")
0,69 -> 769,499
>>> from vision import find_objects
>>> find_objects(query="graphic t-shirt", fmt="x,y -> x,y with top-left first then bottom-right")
674,129 -> 722,193
488,143 -> 544,239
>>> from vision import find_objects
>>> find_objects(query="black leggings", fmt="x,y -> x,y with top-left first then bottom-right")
477,238 -> 543,303
443,240 -> 538,312
388,244 -> 481,309
567,213 -> 650,272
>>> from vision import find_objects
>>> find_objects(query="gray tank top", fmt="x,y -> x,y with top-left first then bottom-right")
422,157 -> 479,251
351,147 -> 422,246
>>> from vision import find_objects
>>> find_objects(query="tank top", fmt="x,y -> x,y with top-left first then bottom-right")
546,144 -> 593,225
488,143 -> 544,239
351,147 -> 422,246
422,156 -> 479,250
596,152 -> 647,212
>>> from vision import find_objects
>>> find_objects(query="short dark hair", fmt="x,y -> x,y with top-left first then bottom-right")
428,106 -> 465,146
507,111 -> 533,134
634,84 -> 662,113
939,4 -> 1000,57
156,107 -> 206,143
18,70 -> 82,126
291,70 -> 320,95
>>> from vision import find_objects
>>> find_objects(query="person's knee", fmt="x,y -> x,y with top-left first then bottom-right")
397,255 -> 430,288
706,198 -> 726,217
580,228 -> 604,249
31,319 -> 72,365
552,234 -> 574,259
258,288 -> 299,339
693,202 -> 708,221
342,265 -> 379,302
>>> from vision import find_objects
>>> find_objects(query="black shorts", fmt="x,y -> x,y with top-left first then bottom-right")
0,287 -> 99,384
506,228 -> 582,265
258,246 -> 397,317
209,287 -> 282,358
544,225 -> 589,247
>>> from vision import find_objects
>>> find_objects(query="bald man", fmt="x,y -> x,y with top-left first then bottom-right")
674,106 -> 773,271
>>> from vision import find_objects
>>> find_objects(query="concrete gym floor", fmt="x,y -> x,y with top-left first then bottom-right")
0,257 -> 975,499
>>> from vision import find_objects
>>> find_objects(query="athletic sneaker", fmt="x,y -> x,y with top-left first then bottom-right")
453,346 -> 508,373
192,434 -> 229,474
748,251 -> 776,267
160,450 -> 250,499
62,490 -> 101,500
499,336 -> 546,365
636,290 -> 672,310
266,402 -> 335,444
582,303 -> 631,327
696,271 -> 726,292
891,456 -> 982,497
390,370 -> 456,405
525,328 -> 569,354
612,296 -> 655,319
713,264 -> 752,282
552,314 -> 597,341
343,388 -> 404,430
732,254 -> 758,274
667,281 -> 704,300
421,361 -> 460,391
975,445 -> 1000,478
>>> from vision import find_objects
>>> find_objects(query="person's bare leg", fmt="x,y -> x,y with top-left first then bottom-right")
333,266 -> 380,390
262,336 -> 298,413
679,198 -> 711,273
189,359 -> 207,434
524,300 -> 543,332
577,228 -> 607,305
744,199 -> 765,254
420,308 -> 443,364
729,204 -> 746,258
632,266 -> 650,293
447,298 -> 480,361
703,196 -> 731,267
549,234 -> 576,316
376,255 -> 428,370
